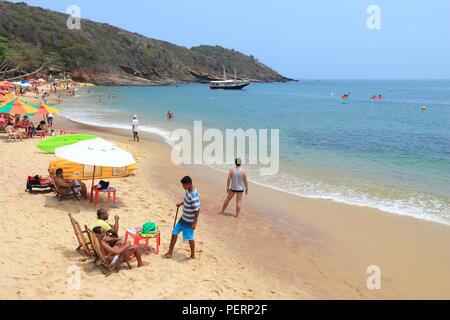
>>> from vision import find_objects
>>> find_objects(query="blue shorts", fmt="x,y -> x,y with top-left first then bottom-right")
172,220 -> 195,241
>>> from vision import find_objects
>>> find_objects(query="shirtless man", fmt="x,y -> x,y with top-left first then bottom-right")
54,168 -> 88,200
93,227 -> 148,268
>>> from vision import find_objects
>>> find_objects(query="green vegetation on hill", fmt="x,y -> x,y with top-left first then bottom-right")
0,1 -> 292,85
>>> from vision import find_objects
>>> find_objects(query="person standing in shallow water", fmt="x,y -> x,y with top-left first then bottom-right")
132,114 -> 140,142
220,158 -> 249,218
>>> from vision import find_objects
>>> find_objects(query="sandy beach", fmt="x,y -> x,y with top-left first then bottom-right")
1,86 -> 450,300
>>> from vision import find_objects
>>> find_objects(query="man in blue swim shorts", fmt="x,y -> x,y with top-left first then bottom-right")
164,176 -> 200,259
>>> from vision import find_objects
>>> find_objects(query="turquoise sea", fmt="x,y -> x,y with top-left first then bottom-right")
61,80 -> 450,225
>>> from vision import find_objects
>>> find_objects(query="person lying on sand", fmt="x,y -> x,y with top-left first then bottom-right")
90,208 -> 119,234
164,176 -> 200,260
54,168 -> 88,200
93,227 -> 148,268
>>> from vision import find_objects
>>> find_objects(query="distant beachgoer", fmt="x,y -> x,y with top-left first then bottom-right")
36,120 -> 48,135
28,122 -> 36,138
167,110 -> 174,119
164,176 -> 200,259
132,115 -> 140,142
220,158 -> 249,218
47,112 -> 54,127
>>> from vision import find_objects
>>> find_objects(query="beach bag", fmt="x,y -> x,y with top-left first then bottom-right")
140,222 -> 158,237
97,180 -> 110,190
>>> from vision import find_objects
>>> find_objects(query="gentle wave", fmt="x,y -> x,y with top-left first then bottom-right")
60,109 -> 174,145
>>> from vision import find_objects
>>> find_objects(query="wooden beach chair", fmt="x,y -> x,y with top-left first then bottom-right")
68,214 -> 93,257
48,170 -> 78,201
85,226 -> 132,276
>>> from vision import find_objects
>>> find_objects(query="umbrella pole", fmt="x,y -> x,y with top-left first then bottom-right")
90,165 -> 96,203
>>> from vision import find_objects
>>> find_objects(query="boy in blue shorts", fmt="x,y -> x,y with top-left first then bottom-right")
164,176 -> 200,259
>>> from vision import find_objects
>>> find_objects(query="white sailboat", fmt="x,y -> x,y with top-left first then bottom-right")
209,65 -> 250,90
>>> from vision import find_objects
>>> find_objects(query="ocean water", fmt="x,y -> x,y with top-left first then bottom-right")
60,80 -> 450,225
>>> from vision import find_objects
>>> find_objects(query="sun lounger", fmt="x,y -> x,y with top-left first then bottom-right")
85,226 -> 132,276
68,214 -> 93,257
48,170 -> 79,201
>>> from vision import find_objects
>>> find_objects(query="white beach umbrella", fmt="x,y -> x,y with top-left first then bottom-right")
55,138 -> 136,201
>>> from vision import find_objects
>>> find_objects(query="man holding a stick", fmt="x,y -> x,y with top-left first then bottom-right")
164,176 -> 200,259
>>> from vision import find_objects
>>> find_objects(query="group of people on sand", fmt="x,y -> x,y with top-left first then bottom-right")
163,159 -> 248,259
90,208 -> 149,268
70,157 -> 248,263
1,114 -> 55,140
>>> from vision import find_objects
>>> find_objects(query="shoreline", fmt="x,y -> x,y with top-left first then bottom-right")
2,85 -> 450,299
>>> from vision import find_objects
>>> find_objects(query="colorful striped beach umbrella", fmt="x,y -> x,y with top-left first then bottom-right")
0,95 -> 10,103
34,103 -> 62,116
0,99 -> 38,115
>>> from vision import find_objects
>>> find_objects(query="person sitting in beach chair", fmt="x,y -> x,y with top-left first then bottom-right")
27,122 -> 37,138
5,124 -> 23,141
92,226 -> 148,268
90,208 -> 120,235
36,120 -> 48,136
54,168 -> 88,200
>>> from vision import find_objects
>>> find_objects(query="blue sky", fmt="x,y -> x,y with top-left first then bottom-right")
10,0 -> 450,79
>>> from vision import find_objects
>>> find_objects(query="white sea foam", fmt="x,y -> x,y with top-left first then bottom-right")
60,109 -> 174,145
